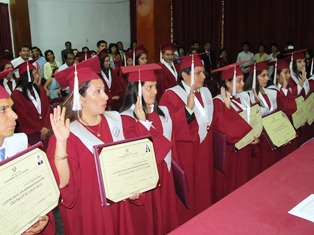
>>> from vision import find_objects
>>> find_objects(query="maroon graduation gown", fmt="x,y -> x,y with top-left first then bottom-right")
47,116 -> 134,235
159,89 -> 213,224
121,110 -> 179,234
212,97 -> 252,201
11,86 -> 51,149
156,62 -> 180,99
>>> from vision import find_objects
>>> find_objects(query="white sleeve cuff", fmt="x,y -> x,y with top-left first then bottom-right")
139,120 -> 152,131
185,106 -> 194,115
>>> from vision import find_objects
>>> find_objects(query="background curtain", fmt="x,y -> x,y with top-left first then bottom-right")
169,0 -> 314,62
0,3 -> 13,54
172,0 -> 222,56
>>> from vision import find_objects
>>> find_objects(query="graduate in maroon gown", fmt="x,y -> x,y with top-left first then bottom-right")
11,61 -> 52,150
0,70 -> 55,235
120,63 -> 179,234
48,57 -> 135,235
156,43 -> 180,99
211,62 -> 254,201
159,54 -> 213,224
286,50 -> 314,146
98,49 -> 124,111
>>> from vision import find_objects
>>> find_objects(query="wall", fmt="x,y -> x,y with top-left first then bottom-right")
28,0 -> 130,62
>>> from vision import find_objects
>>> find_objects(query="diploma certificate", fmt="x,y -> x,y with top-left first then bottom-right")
291,96 -> 307,129
305,93 -> 314,125
262,111 -> 297,147
94,137 -> 159,205
0,146 -> 60,235
235,104 -> 263,150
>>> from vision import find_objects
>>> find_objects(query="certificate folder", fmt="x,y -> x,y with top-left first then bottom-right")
213,129 -> 227,173
171,158 -> 189,208
0,142 -> 60,235
93,135 -> 160,206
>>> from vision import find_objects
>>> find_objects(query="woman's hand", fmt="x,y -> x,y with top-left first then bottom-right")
134,97 -> 146,121
40,127 -> 51,140
250,136 -> 260,145
50,105 -> 70,143
220,87 -> 231,109
129,191 -> 140,200
22,215 -> 49,235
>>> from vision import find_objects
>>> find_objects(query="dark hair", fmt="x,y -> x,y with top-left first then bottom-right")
179,67 -> 191,79
242,41 -> 250,47
44,49 -> 55,61
16,71 -> 40,100
120,82 -> 165,118
292,59 -> 304,77
258,43 -> 266,49
97,40 -> 107,48
65,41 -> 72,46
270,43 -> 278,49
244,70 -> 266,93
19,45 -> 30,52
82,46 -> 89,51
220,48 -> 227,54
108,43 -> 118,55
135,52 -> 147,65
63,80 -> 91,122
100,55 -> 110,70
64,51 -> 74,61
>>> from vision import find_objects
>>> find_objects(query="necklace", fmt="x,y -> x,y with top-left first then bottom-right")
79,115 -> 101,137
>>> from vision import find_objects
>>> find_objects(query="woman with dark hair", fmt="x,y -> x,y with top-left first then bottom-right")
254,43 -> 269,63
134,45 -> 148,65
98,50 -> 124,111
305,49 -> 314,79
217,48 -> 230,68
11,61 -> 52,149
108,43 -> 122,75
48,57 -> 135,235
288,50 -> 311,97
43,49 -> 61,98
211,63 -> 255,200
120,64 -> 179,234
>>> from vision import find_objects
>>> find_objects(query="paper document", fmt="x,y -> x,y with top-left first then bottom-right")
288,194 -> 314,223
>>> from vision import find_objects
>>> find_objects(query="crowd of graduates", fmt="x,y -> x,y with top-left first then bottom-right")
0,39 -> 314,235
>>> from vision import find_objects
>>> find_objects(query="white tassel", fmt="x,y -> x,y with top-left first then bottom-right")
252,63 -> 256,89
27,62 -> 31,82
273,60 -> 278,85
138,68 -> 142,106
133,50 -> 135,66
190,55 -> 195,87
289,54 -> 293,74
160,46 -> 163,62
72,64 -> 82,111
310,58 -> 313,76
232,66 -> 236,96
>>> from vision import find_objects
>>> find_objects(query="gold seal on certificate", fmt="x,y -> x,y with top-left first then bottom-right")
292,96 -> 307,129
94,137 -> 159,205
305,93 -> 314,125
262,111 -> 297,148
235,104 -> 263,150
0,145 -> 60,235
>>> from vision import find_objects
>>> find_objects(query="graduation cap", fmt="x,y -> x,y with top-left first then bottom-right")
54,56 -> 101,111
160,42 -> 176,62
178,54 -> 204,87
17,60 -> 36,82
285,49 -> 307,72
245,60 -> 269,89
76,51 -> 92,62
211,61 -> 247,96
121,63 -> 162,103
0,69 -> 13,99
268,59 -> 290,84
